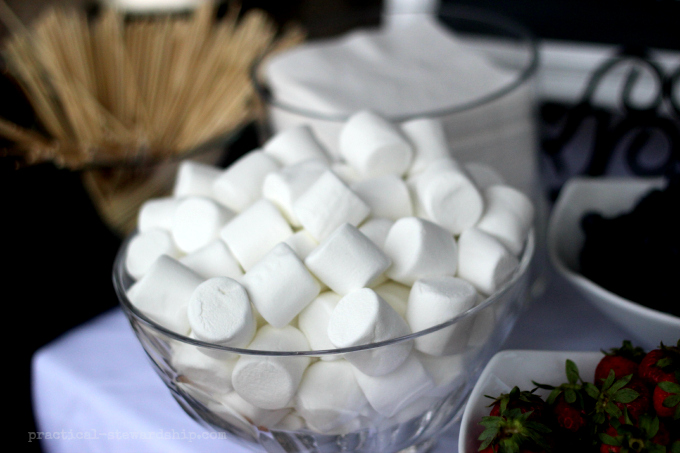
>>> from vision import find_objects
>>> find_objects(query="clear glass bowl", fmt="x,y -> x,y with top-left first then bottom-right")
252,4 -> 549,302
252,4 -> 539,196
113,231 -> 535,453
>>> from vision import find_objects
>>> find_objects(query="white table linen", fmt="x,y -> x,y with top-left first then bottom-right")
33,268 -> 632,453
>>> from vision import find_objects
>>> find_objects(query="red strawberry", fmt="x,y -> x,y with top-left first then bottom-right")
594,340 -> 645,387
651,419 -> 671,446
478,387 -> 552,453
615,377 -> 651,422
553,394 -> 587,432
588,371 -> 649,426
599,424 -> 621,453
653,379 -> 680,419
599,415 -> 670,453
488,387 -> 546,421
638,343 -> 680,386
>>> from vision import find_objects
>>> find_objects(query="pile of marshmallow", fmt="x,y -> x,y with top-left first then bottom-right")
124,110 -> 534,434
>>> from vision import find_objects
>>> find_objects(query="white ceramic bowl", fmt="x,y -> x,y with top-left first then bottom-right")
458,349 -> 603,453
547,177 -> 679,349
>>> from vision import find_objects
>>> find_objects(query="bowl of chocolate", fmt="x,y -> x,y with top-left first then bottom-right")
548,176 -> 680,349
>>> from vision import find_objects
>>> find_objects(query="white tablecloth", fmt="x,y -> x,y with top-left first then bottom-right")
32,267 -> 633,453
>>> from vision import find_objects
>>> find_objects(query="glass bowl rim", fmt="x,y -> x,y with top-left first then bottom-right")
113,228 -> 535,357
250,3 -> 539,123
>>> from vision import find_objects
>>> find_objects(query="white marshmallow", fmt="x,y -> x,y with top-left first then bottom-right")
352,352 -> 434,418
327,288 -> 412,376
262,158 -> 327,227
411,166 -> 484,235
400,117 -> 451,176
417,351 -> 466,397
384,217 -> 458,286
220,199 -> 293,271
179,240 -> 243,280
293,170 -> 371,241
263,125 -> 330,166
187,277 -> 256,348
295,360 -> 369,433
127,255 -> 203,334
330,161 -> 362,184
138,197 -> 181,232
171,341 -> 237,395
373,280 -> 410,318
476,185 -> 534,256
305,223 -> 391,295
232,325 -> 310,410
297,292 -> 342,357
464,162 -> 505,191
125,228 -> 181,280
187,331 -> 237,361
215,392 -> 291,427
406,156 -> 462,186
173,160 -> 223,199
283,230 -> 318,260
457,227 -> 519,295
172,196 -> 235,253
212,150 -> 280,212
406,276 -> 477,356
241,243 -> 320,328
351,175 -> 413,221
358,218 -> 394,250
339,110 -> 413,178
275,413 -> 306,431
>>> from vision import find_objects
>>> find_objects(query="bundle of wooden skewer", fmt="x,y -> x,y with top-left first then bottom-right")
0,1 -> 304,234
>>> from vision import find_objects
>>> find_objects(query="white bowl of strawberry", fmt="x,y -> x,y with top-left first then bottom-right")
459,340 -> 680,453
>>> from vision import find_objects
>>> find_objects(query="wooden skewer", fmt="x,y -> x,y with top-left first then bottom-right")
0,2 -> 305,169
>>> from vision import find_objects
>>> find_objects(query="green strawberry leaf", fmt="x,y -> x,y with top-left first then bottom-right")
609,374 -> 633,394
593,412 -> 606,425
656,357 -> 673,369
671,440 -> 680,453
658,381 -> 680,394
600,433 -> 621,446
646,444 -> 666,453
585,382 -> 600,399
663,395 -> 680,407
499,438 -> 519,453
566,359 -> 580,384
504,408 -> 525,419
603,369 -> 616,390
483,394 -> 497,403
565,388 -> 577,404
525,421 -> 552,434
638,414 -> 659,438
547,388 -> 562,405
479,416 -> 503,428
605,401 -> 622,418
531,380 -> 555,390
614,388 -> 640,404
478,434 -> 494,451
621,409 -> 633,426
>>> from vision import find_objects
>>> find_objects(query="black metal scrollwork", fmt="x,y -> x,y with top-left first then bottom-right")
541,48 -> 680,200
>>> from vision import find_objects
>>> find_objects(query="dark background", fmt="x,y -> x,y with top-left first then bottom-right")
2,0 -> 677,452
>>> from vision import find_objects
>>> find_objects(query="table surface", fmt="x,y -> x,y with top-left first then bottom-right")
32,265 -> 638,453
